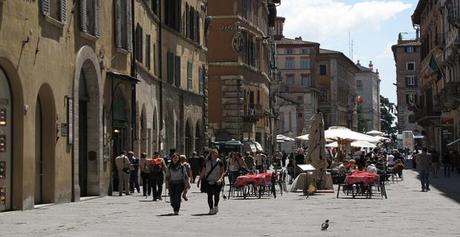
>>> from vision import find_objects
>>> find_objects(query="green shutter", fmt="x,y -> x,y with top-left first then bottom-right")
41,0 -> 50,16
60,0 -> 67,22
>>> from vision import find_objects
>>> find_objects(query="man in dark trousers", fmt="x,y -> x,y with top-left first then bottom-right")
189,151 -> 204,183
127,151 -> 140,193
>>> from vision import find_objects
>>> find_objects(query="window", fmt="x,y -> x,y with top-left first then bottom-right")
241,0 -> 252,20
357,80 -> 362,89
319,65 -> 327,75
302,48 -> 310,55
167,51 -> 174,84
298,113 -> 303,118
146,35 -> 151,70
114,0 -> 132,50
406,94 -> 416,105
319,89 -> 328,102
165,0 -> 182,32
151,0 -> 159,15
405,76 -> 417,86
285,58 -> 295,69
404,47 -> 415,53
286,74 -> 295,85
41,0 -> 67,23
175,56 -> 181,87
300,58 -> 310,69
407,62 -> 415,71
135,24 -> 143,63
301,74 -> 311,88
286,48 -> 293,54
187,62 -> 193,90
79,0 -> 99,36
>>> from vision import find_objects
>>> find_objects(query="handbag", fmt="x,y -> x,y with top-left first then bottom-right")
200,161 -> 220,193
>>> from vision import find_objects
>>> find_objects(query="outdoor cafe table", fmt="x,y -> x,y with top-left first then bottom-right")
234,172 -> 273,187
344,171 -> 379,185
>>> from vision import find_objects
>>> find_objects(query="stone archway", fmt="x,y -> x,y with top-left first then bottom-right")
73,46 -> 103,199
0,58 -> 25,210
185,119 -> 193,158
0,68 -> 13,211
35,83 -> 57,205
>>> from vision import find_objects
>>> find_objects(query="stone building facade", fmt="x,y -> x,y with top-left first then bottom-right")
274,33 -> 320,138
316,49 -> 359,130
207,0 -> 279,150
412,0 -> 444,151
391,33 -> 422,134
0,0 -> 208,211
355,61 -> 381,132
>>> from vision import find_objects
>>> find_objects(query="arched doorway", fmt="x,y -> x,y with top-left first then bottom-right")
0,68 -> 12,211
35,84 -> 57,205
185,119 -> 193,158
77,61 -> 100,197
195,120 -> 203,155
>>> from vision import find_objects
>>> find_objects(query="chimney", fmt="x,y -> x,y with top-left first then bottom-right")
357,60 -> 361,66
416,28 -> 420,40
369,61 -> 374,72
295,36 -> 302,41
274,17 -> 285,40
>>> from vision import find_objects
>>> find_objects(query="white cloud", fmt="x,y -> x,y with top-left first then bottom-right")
278,0 -> 412,40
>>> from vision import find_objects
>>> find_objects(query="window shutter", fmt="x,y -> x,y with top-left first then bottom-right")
80,0 -> 88,32
95,0 -> 100,37
167,52 -> 174,84
127,0 -> 133,51
60,0 -> 67,22
199,66 -> 203,95
115,0 -> 122,48
175,56 -> 181,87
41,0 -> 50,17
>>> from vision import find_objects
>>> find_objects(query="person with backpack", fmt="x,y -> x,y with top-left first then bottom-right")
179,155 -> 192,201
139,152 -> 151,197
198,149 -> 225,215
149,153 -> 166,201
165,153 -> 189,215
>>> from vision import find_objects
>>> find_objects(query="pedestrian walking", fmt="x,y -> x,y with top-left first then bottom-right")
416,148 -> 432,192
227,152 -> 246,185
443,150 -> 452,178
150,153 -> 166,201
165,153 -> 189,215
115,151 -> 131,196
180,155 -> 192,201
198,149 -> 225,215
127,151 -> 140,193
139,152 -> 151,197
189,152 -> 204,183
431,149 -> 440,177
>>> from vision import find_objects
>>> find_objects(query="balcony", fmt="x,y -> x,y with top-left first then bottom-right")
242,104 -> 265,123
440,81 -> 460,110
414,104 -> 442,125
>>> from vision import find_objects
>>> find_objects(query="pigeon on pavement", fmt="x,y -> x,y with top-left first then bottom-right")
321,219 -> 329,231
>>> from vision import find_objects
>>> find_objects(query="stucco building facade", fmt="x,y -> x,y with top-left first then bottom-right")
355,61 -> 381,132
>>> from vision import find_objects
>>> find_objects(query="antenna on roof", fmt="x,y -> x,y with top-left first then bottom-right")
348,32 -> 354,61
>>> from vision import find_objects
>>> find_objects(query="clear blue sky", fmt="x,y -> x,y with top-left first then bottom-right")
278,0 -> 419,104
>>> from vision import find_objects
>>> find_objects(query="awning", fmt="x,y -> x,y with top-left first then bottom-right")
107,71 -> 140,83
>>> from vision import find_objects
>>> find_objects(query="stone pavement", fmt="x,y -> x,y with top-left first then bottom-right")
0,169 -> 459,237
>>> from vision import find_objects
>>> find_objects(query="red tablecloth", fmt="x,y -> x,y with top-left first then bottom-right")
345,171 -> 379,185
234,172 -> 273,187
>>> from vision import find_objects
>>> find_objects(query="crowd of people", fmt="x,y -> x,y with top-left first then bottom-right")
112,143 -> 460,214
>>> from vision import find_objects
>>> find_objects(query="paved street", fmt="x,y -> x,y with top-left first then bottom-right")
1,168 -> 459,237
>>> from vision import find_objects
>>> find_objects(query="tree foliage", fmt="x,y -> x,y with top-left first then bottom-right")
380,95 -> 397,135
357,104 -> 369,133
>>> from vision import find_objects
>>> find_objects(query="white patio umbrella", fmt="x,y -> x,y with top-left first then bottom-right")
296,134 -> 309,141
372,135 -> 391,143
366,130 -> 384,136
277,134 -> 295,142
325,142 -> 338,148
351,140 -> 376,148
324,126 -> 380,143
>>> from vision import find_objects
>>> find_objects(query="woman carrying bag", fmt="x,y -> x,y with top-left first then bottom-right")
198,149 -> 225,215
165,153 -> 190,215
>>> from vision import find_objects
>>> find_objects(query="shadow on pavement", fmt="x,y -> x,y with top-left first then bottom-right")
191,213 -> 212,216
157,213 -> 177,217
414,170 -> 460,204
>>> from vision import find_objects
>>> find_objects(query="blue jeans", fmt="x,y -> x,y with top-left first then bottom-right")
420,170 -> 430,190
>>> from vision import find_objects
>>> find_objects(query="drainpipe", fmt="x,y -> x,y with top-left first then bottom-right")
131,0 -> 137,151
159,0 -> 164,154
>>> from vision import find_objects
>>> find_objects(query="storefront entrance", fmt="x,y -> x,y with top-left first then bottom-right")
0,68 -> 11,211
